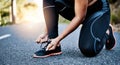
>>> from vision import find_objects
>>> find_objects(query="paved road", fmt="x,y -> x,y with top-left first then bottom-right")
0,23 -> 120,65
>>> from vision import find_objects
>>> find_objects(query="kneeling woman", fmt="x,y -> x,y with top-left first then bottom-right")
34,0 -> 115,58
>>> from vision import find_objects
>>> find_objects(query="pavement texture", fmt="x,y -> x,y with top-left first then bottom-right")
0,23 -> 120,65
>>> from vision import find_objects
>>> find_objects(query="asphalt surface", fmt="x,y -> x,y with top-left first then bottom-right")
0,23 -> 120,65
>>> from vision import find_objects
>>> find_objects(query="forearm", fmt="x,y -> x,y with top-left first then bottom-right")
56,16 -> 84,41
56,0 -> 88,42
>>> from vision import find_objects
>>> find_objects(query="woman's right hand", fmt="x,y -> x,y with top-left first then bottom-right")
36,34 -> 48,44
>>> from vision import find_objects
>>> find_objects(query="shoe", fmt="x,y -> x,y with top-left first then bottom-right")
33,40 -> 62,58
105,26 -> 116,50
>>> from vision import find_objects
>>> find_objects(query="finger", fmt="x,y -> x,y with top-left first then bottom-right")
36,40 -> 40,43
36,38 -> 47,43
49,46 -> 56,51
36,39 -> 41,44
46,44 -> 53,51
41,39 -> 47,43
36,36 -> 44,43
36,39 -> 40,43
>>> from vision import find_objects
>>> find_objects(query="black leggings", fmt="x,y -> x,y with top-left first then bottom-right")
43,0 -> 110,39
43,0 -> 111,56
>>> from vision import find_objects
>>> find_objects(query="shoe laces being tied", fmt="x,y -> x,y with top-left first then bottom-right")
39,39 -> 51,50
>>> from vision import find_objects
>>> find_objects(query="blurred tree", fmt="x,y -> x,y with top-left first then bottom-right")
16,0 -> 27,22
11,0 -> 16,24
0,0 -> 27,26
109,0 -> 120,24
0,0 -> 11,26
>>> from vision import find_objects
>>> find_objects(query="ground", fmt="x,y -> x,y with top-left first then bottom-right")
0,23 -> 120,65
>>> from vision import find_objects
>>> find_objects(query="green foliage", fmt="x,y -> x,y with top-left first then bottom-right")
0,16 -> 12,26
0,0 -> 11,26
0,0 -> 27,26
108,0 -> 117,4
0,0 -> 11,9
118,9 -> 120,19
0,11 -> 10,26
109,0 -> 120,24
16,0 -> 27,8
111,14 -> 120,24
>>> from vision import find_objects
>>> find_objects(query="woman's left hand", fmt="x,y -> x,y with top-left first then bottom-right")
46,38 -> 60,51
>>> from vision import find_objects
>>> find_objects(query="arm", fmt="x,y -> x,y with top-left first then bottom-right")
46,0 -> 89,51
56,0 -> 88,41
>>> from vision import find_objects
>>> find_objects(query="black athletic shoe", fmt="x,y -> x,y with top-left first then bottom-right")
105,26 -> 116,50
33,40 -> 62,58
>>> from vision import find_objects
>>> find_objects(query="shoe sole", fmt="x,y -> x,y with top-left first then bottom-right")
33,52 -> 62,58
106,25 -> 116,50
106,37 -> 116,50
107,43 -> 116,50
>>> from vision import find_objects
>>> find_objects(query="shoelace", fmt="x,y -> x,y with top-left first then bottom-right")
40,39 -> 51,49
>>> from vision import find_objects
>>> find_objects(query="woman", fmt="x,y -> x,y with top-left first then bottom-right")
33,0 -> 115,58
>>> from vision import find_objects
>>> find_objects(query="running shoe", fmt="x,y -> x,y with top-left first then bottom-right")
33,40 -> 62,58
105,26 -> 116,50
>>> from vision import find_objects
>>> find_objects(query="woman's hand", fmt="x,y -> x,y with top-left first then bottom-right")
46,38 -> 60,51
36,34 -> 48,44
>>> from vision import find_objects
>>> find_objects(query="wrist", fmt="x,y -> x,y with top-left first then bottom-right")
56,36 -> 62,42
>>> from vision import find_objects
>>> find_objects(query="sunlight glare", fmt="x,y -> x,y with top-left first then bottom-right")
23,0 -> 45,23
